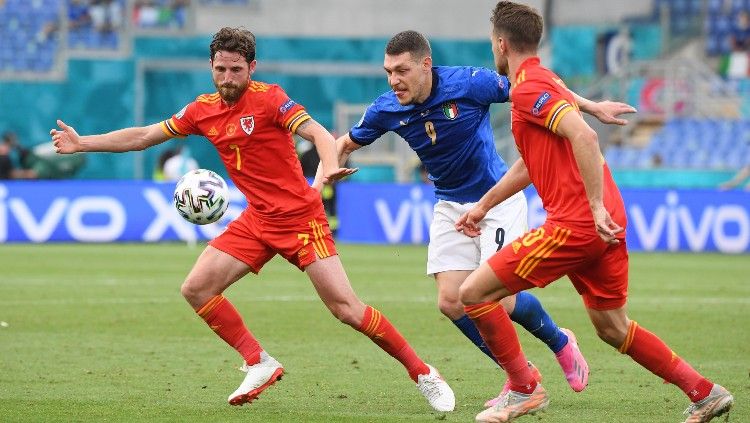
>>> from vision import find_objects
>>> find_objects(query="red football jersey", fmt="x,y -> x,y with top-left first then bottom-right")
510,57 -> 626,237
161,81 -> 322,223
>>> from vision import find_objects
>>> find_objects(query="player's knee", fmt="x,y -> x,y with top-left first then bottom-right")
458,282 -> 482,306
437,296 -> 464,319
180,276 -> 208,306
594,325 -> 627,348
180,279 -> 196,300
328,302 -> 362,327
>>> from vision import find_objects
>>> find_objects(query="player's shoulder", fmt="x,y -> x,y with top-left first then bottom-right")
248,80 -> 278,93
436,65 -> 498,85
194,92 -> 222,105
435,65 -> 495,79
436,65 -> 506,98
513,66 -> 565,101
518,62 -> 563,89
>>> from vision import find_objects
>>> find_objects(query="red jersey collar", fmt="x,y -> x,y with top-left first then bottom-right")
516,56 -> 541,76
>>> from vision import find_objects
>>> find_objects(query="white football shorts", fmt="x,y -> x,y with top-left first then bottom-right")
426,191 -> 527,275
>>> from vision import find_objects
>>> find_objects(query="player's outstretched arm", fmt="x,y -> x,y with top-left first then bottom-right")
51,120 -> 171,154
571,92 -> 636,126
556,112 -> 623,244
297,119 -> 358,191
455,158 -> 531,237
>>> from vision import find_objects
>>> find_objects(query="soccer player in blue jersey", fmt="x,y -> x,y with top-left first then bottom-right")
314,30 -> 635,406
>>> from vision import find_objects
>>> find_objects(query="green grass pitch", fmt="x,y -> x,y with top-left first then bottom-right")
0,243 -> 747,422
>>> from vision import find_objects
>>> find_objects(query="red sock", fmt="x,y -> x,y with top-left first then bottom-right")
196,295 -> 261,365
619,321 -> 713,402
465,302 -> 536,393
357,306 -> 429,382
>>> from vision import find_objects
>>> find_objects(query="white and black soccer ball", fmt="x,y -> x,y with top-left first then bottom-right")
173,169 -> 230,225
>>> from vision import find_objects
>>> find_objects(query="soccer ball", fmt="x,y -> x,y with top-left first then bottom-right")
173,169 -> 230,225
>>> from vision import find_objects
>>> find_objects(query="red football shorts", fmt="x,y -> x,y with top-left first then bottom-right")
488,222 -> 629,310
209,208 -> 337,273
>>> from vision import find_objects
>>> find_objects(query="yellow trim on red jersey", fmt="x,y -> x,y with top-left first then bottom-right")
515,69 -> 526,85
285,109 -> 310,133
309,220 -> 331,258
249,81 -> 270,92
197,93 -> 221,104
514,226 -> 571,279
543,100 -> 574,134
543,100 -> 567,127
160,118 -> 187,138
549,104 -> 573,133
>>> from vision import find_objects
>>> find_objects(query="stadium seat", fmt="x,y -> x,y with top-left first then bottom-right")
732,0 -> 749,13
709,0 -> 725,13
640,118 -> 750,170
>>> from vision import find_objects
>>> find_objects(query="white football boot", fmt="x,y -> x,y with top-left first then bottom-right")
227,351 -> 284,406
416,364 -> 456,412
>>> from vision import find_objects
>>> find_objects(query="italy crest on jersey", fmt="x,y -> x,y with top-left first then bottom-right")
240,116 -> 254,135
442,101 -> 459,120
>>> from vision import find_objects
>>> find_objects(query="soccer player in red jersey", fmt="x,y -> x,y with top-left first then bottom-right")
50,27 -> 455,412
454,2 -> 734,422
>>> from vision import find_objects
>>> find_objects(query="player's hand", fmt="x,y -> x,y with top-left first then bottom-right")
455,207 -> 487,238
315,167 -> 358,191
50,119 -> 82,154
592,205 -> 623,244
592,101 -> 637,126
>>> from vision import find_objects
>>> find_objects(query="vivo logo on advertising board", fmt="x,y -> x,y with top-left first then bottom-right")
2,182 -> 748,253
521,190 -> 749,253
0,182 -> 245,243
337,184 -> 749,253
628,191 -> 749,253
374,187 -> 434,243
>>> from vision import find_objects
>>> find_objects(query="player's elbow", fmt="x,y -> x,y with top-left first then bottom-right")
341,136 -> 362,155
132,135 -> 163,152
131,140 -> 150,151
577,127 -> 599,147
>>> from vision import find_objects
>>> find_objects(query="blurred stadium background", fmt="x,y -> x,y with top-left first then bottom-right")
0,0 -> 748,251
1,2 -> 748,422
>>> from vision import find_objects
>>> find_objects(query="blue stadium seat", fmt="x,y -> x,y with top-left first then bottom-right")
709,0 -> 725,13
604,146 -> 622,166
731,0 -> 749,13
688,0 -> 703,13
672,0 -> 689,13
0,0 -> 60,74
645,119 -> 750,170
713,15 -> 732,35
199,0 -> 251,4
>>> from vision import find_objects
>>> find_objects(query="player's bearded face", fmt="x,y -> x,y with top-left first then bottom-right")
491,33 -> 510,76
217,79 -> 248,103
211,51 -> 252,103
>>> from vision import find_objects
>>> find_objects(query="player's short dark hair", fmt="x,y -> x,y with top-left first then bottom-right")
385,30 -> 431,59
210,27 -> 256,63
490,1 -> 543,53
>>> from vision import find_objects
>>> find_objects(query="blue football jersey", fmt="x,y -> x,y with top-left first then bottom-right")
350,66 -> 510,203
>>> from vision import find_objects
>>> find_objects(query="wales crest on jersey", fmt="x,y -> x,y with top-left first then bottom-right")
442,101 -> 459,120
240,116 -> 255,135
